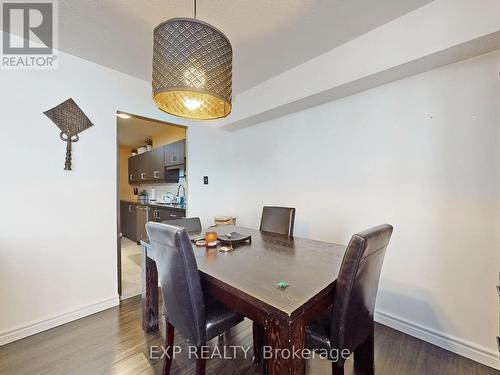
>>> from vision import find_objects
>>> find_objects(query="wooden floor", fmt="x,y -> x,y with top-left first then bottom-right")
0,296 -> 496,375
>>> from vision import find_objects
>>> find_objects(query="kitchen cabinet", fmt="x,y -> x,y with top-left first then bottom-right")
120,201 -> 153,244
136,152 -> 150,182
149,147 -> 165,181
135,205 -> 149,243
120,201 -> 137,242
128,152 -> 150,183
149,207 -> 185,222
128,156 -> 140,184
165,140 -> 185,166
128,139 -> 185,184
122,201 -> 185,241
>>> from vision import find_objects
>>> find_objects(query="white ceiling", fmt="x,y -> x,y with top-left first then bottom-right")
58,0 -> 432,94
117,115 -> 184,147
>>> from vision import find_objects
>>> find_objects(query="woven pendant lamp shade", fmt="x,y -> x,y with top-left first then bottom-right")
152,18 -> 232,120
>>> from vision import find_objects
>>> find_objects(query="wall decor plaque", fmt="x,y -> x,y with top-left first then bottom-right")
43,98 -> 94,170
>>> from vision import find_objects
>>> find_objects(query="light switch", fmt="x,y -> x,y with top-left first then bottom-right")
203,176 -> 208,185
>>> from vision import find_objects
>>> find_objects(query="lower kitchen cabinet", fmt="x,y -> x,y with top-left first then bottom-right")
120,201 -> 137,242
149,207 -> 185,222
135,205 -> 149,243
121,201 -> 186,241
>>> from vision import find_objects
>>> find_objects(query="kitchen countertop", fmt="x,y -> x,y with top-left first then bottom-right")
120,199 -> 186,211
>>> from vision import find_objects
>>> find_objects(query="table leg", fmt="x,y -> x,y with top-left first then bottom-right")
253,321 -> 264,367
141,245 -> 159,332
265,317 -> 305,375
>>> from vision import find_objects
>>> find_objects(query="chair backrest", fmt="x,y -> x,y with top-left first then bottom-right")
146,222 -> 206,346
259,206 -> 296,236
162,217 -> 202,234
330,224 -> 393,357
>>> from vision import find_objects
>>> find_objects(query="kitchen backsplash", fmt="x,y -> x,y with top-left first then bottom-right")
136,178 -> 186,202
136,178 -> 186,203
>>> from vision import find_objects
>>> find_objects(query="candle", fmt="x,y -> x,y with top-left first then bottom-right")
205,231 -> 217,243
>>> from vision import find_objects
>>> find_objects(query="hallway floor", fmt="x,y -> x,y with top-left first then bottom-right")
121,236 -> 142,300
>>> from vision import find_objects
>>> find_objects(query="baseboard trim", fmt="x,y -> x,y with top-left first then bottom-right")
375,309 -> 500,370
0,296 -> 119,346
1,299 -> 498,369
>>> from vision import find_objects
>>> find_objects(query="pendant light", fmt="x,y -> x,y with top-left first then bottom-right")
152,0 -> 232,120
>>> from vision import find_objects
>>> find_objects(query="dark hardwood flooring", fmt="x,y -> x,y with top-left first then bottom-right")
0,296 -> 497,375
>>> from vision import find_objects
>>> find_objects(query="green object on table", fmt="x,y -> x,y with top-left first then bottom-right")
276,281 -> 289,289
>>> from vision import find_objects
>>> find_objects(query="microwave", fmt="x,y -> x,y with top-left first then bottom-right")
165,165 -> 183,183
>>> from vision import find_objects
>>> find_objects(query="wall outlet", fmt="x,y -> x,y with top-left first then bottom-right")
203,176 -> 208,185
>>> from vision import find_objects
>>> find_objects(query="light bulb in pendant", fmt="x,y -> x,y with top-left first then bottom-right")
183,98 -> 202,111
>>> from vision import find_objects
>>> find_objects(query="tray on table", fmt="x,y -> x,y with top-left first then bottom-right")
217,232 -> 251,244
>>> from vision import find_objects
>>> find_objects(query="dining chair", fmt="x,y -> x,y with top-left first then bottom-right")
162,216 -> 202,234
146,222 -> 244,375
305,224 -> 393,375
259,206 -> 296,236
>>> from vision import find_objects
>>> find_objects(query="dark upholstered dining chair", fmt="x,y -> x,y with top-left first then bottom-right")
146,222 -> 244,375
162,216 -> 202,234
305,224 -> 393,375
259,206 -> 296,236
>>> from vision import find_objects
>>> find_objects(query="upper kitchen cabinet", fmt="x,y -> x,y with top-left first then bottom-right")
128,155 -> 140,183
136,151 -> 150,182
149,146 -> 165,181
165,139 -> 185,166
128,151 -> 150,183
128,139 -> 185,184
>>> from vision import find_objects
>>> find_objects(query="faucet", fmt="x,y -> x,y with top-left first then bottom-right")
176,184 -> 185,205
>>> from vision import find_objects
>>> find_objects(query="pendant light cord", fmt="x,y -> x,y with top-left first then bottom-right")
194,0 -> 197,19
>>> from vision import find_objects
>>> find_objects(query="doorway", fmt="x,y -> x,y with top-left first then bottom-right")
116,112 -> 187,299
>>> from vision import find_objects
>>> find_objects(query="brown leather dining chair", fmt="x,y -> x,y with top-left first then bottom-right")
259,206 -> 296,236
305,224 -> 393,375
146,222 -> 244,375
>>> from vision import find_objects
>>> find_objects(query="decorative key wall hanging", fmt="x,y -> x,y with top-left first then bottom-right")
43,98 -> 94,171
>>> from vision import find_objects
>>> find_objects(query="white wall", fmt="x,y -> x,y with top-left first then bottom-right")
186,125 -> 236,228
1,33 -> 498,372
227,51 -> 500,369
0,39 -> 231,344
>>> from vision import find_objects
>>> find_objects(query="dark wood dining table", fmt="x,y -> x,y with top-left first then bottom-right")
140,225 -> 346,375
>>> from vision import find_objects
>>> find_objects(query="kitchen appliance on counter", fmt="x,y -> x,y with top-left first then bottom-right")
161,192 -> 175,204
138,189 -> 148,204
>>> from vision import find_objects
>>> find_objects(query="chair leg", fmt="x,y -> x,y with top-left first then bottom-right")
196,351 -> 206,375
163,321 -> 175,375
354,323 -> 375,374
332,362 -> 344,375
252,321 -> 264,366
